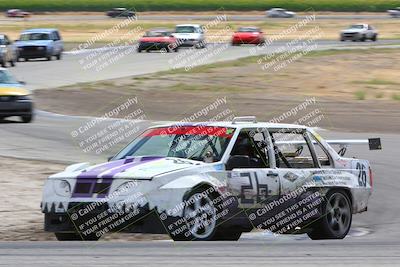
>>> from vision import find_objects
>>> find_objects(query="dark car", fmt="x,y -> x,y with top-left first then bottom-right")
0,68 -> 33,123
6,9 -> 31,18
106,8 -> 136,18
138,29 -> 178,53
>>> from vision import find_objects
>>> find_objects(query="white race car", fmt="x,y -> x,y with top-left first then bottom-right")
266,8 -> 296,18
41,117 -> 380,241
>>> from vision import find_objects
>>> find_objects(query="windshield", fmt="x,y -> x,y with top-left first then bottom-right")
144,31 -> 171,37
238,27 -> 259,32
0,70 -> 18,84
175,26 -> 196,33
349,25 -> 364,29
0,38 -> 8,45
114,126 -> 235,162
20,33 -> 50,41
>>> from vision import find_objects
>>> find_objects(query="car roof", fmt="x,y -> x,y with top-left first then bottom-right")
152,121 -> 307,131
21,28 -> 58,34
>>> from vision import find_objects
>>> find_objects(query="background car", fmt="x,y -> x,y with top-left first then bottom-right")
340,24 -> 378,41
231,27 -> 265,46
15,28 -> 64,61
172,24 -> 206,49
106,8 -> 136,18
5,9 -> 31,18
266,8 -> 296,18
138,29 -> 178,53
387,7 -> 400,17
0,34 -> 17,67
0,68 -> 33,123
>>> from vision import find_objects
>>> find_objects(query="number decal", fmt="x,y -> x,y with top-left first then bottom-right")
238,172 -> 269,204
356,162 -> 367,187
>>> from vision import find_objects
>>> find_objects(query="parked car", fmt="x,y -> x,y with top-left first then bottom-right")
15,29 -> 63,61
0,68 -> 33,123
231,27 -> 265,46
340,24 -> 378,42
0,34 -> 17,67
106,8 -> 136,18
387,7 -> 400,17
41,116 -> 379,241
5,9 -> 31,18
138,29 -> 178,53
266,8 -> 296,18
172,24 -> 206,49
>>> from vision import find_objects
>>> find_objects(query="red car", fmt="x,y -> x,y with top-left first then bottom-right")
138,29 -> 179,53
6,9 -> 31,18
231,27 -> 265,46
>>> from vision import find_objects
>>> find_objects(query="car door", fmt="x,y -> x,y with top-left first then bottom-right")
225,128 -> 280,209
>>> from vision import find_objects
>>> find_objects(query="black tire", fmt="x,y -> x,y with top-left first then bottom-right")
361,35 -> 366,42
21,114 -> 33,123
171,187 -> 219,241
46,56 -> 52,61
371,34 -> 377,41
307,190 -> 352,240
0,61 -> 5,67
137,48 -> 142,53
55,232 -> 100,241
56,53 -> 62,60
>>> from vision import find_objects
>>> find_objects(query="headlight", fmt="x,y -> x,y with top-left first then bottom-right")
53,180 -> 72,197
112,181 -> 138,197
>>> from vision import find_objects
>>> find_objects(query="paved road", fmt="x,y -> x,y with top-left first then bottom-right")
8,39 -> 400,90
0,240 -> 399,266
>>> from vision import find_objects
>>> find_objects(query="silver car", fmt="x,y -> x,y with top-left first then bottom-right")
266,8 -> 296,18
340,24 -> 378,42
0,34 -> 17,67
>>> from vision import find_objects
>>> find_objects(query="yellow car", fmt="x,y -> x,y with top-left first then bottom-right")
0,68 -> 33,123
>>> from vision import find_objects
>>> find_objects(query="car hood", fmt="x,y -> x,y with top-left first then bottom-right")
341,29 -> 364,33
50,156 -> 203,180
15,40 -> 53,47
233,32 -> 261,38
140,36 -> 175,43
172,33 -> 201,39
0,84 -> 29,96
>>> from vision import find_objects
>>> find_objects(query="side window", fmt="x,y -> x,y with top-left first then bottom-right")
270,128 -> 317,169
228,129 -> 269,169
55,31 -> 61,40
308,133 -> 332,168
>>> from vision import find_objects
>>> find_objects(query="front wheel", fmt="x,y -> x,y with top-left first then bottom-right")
307,190 -> 352,240
21,114 -> 33,123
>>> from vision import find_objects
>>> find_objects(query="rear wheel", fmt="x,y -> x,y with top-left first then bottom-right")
0,61 -> 5,67
56,53 -> 62,60
9,60 -> 16,67
307,190 -> 352,240
371,34 -> 377,41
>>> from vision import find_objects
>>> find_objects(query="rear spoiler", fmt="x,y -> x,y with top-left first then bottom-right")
276,138 -> 382,156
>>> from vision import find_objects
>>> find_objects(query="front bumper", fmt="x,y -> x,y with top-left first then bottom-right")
18,46 -> 49,58
139,42 -> 172,51
43,202 -> 167,235
341,33 -> 361,40
0,100 -> 32,117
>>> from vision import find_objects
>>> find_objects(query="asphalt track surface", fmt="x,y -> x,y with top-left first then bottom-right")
1,37 -> 400,265
8,39 -> 400,90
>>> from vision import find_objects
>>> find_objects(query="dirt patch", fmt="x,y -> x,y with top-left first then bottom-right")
35,49 -> 400,133
0,157 -> 169,241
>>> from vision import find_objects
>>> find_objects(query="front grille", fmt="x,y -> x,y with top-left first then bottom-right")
72,178 -> 112,198
21,46 -> 45,51
0,96 -> 16,102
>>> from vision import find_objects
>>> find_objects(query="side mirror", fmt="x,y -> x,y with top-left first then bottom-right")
226,155 -> 250,170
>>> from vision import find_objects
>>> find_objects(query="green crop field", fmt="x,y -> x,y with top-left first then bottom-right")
1,0 -> 400,12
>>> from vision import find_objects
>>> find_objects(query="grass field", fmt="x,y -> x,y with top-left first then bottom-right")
1,0 -> 400,12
